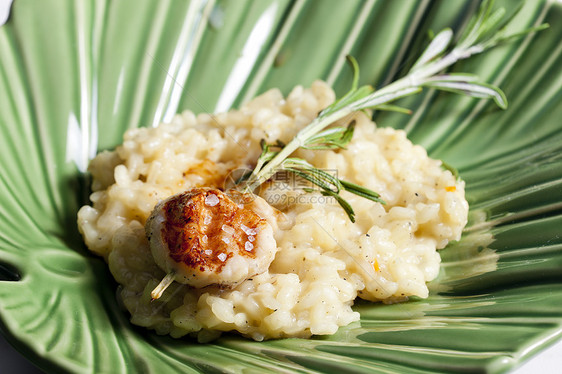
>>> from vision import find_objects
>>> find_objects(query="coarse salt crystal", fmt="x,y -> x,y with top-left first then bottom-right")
241,224 -> 257,236
248,235 -> 255,242
203,215 -> 212,225
202,234 -> 208,243
204,249 -> 212,255
222,237 -> 230,244
205,194 -> 219,206
221,224 -> 235,235
217,253 -> 227,262
245,242 -> 254,251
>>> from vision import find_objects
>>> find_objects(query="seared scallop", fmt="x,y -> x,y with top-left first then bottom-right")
145,188 -> 278,295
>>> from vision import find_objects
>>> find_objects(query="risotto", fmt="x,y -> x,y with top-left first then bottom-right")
77,81 -> 468,341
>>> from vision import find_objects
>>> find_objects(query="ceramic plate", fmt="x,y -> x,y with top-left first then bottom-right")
1,0 -> 561,373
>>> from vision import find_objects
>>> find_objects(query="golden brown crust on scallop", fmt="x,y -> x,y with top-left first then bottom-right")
161,188 -> 265,273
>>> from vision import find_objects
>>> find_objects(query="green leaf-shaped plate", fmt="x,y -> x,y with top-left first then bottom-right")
1,0 -> 561,373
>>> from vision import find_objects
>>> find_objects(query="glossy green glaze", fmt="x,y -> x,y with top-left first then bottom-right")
0,0 -> 561,373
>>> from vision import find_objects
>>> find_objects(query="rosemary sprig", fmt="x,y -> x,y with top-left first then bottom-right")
238,0 -> 548,222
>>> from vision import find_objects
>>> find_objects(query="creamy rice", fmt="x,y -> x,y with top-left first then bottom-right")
77,81 -> 468,341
